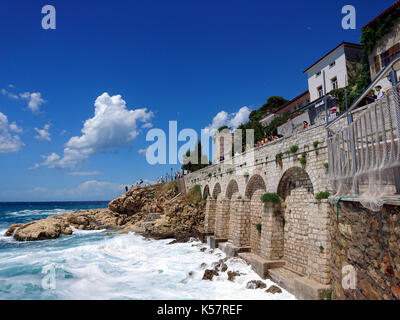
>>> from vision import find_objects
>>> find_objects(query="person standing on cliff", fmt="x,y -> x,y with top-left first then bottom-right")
125,186 -> 128,192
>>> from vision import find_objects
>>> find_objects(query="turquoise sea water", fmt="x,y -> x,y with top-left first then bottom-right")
0,202 -> 294,300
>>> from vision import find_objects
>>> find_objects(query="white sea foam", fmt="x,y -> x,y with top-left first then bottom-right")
0,232 -> 295,300
7,208 -> 69,217
70,226 -> 106,235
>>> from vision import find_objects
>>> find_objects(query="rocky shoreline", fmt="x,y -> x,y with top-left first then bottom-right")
5,181 -> 205,243
3,181 -> 286,296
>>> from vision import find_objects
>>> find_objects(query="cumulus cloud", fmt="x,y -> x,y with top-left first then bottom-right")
34,124 -> 51,141
20,92 -> 45,113
0,112 -> 24,153
1,88 -> 45,113
34,92 -> 153,169
203,106 -> 251,136
9,122 -> 23,133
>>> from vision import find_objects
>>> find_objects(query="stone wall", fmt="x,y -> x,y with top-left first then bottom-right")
330,199 -> 400,300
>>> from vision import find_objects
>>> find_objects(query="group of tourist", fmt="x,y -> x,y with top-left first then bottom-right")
255,135 -> 280,148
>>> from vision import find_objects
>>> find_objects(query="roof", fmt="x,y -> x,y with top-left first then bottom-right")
303,42 -> 363,74
275,90 -> 309,114
362,1 -> 400,29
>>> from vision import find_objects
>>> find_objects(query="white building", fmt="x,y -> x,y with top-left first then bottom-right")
304,42 -> 363,102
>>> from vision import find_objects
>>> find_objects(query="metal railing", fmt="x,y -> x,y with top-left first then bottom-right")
327,81 -> 400,195
327,53 -> 400,130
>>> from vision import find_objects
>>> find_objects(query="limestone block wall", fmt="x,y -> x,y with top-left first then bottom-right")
330,200 -> 400,300
260,203 -> 284,260
250,189 -> 264,255
284,188 -> 311,276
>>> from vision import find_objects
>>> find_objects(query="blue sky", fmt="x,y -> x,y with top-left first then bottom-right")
0,0 -> 395,201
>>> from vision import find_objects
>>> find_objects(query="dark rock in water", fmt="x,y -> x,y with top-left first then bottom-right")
227,271 -> 241,282
246,280 -> 267,289
202,269 -> 219,281
266,285 -> 282,294
221,263 -> 228,273
200,248 -> 207,252
200,263 -> 207,269
188,271 -> 194,277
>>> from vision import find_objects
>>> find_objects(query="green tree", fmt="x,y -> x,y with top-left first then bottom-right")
181,141 -> 211,172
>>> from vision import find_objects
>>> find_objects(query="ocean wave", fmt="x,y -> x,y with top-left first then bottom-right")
70,226 -> 106,235
6,209 -> 69,217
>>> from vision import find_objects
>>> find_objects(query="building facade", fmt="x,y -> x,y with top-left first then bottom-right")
304,42 -> 363,102
364,1 -> 400,89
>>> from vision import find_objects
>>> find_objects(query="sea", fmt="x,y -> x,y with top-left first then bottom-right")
0,202 -> 294,300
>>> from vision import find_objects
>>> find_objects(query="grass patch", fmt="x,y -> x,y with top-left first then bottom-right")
315,191 -> 330,200
261,193 -> 281,204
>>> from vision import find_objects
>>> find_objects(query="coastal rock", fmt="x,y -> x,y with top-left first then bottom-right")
11,216 -> 72,241
266,285 -> 282,294
246,280 -> 267,289
5,223 -> 24,236
227,271 -> 241,282
5,181 -> 205,243
202,269 -> 219,281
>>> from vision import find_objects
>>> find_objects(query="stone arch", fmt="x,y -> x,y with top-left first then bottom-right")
277,167 -> 314,200
203,185 -> 210,200
245,174 -> 266,199
225,179 -> 239,199
212,183 -> 222,199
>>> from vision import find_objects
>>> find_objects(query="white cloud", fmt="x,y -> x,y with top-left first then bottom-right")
34,92 -> 153,169
20,92 -> 45,113
138,147 -> 149,155
0,180 -> 126,201
0,111 -> 24,153
34,124 -> 51,141
9,122 -> 23,133
203,106 -> 251,136
1,88 -> 45,113
68,171 -> 103,176
1,88 -> 19,100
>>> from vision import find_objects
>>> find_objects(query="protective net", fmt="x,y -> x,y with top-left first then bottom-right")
327,85 -> 400,212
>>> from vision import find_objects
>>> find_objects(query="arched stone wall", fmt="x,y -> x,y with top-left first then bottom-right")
212,183 -> 222,199
215,179 -> 239,240
232,174 -> 267,249
203,185 -> 210,200
250,189 -> 265,255
277,167 -> 314,199
245,174 -> 266,200
225,179 -> 239,199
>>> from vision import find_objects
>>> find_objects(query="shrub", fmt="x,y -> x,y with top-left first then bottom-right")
255,223 -> 262,231
207,173 -> 212,178
323,163 -> 329,169
319,245 -> 324,253
299,157 -> 307,166
261,193 -> 281,204
244,172 -> 249,177
275,153 -> 283,168
290,145 -> 299,154
315,191 -> 330,200
313,141 -> 320,148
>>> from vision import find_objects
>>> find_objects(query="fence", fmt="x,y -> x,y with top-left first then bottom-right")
327,83 -> 400,211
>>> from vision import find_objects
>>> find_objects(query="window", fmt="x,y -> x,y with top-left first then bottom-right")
331,77 -> 338,90
374,55 -> 381,73
329,61 -> 336,68
316,71 -> 321,77
317,86 -> 323,98
381,50 -> 391,68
